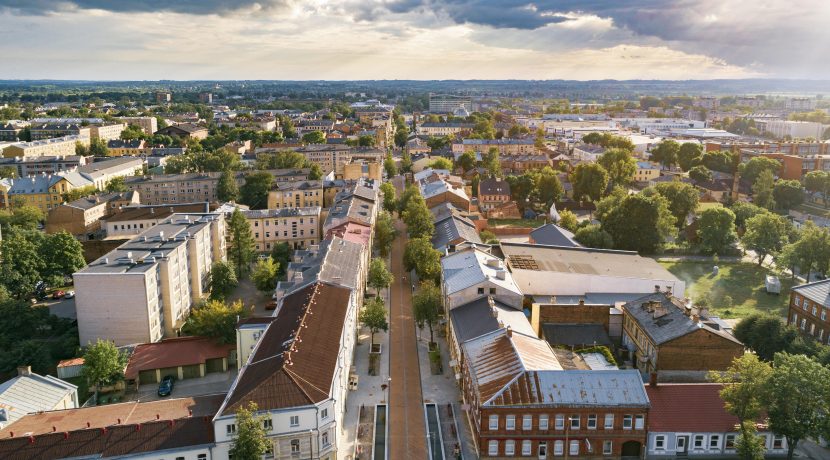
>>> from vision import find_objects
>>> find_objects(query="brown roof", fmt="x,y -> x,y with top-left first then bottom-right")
221,282 -> 352,415
104,203 -> 210,223
646,383 -> 743,432
0,394 -> 224,437
124,337 -> 234,380
478,177 -> 511,196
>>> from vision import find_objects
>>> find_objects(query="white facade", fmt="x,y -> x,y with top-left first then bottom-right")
765,120 -> 827,140
647,431 -> 787,459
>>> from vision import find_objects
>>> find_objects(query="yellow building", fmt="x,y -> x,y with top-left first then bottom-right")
634,161 -> 661,183
267,180 -> 323,209
3,135 -> 90,158
342,160 -> 382,181
7,171 -> 94,212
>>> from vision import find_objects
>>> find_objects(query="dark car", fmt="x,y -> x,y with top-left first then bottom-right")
157,375 -> 175,397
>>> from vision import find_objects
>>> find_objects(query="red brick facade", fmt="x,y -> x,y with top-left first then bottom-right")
788,291 -> 830,345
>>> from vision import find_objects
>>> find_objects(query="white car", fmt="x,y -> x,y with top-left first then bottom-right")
64,291 -> 75,299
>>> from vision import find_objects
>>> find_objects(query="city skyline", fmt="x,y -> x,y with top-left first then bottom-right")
1,0 -> 828,81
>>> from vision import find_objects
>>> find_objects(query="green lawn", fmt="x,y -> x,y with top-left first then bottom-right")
659,261 -> 795,319
695,202 -> 723,213
488,218 -> 545,228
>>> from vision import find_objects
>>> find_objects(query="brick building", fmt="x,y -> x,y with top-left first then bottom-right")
788,280 -> 830,345
478,177 -> 511,213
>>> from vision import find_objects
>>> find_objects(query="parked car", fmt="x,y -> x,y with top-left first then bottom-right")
157,375 -> 175,397
52,290 -> 65,299
265,300 -> 278,311
64,291 -> 75,299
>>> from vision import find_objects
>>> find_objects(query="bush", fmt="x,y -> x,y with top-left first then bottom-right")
575,345 -> 618,366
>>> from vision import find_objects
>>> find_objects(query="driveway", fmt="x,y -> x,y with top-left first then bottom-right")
132,370 -> 237,402
228,278 -> 272,317
36,297 -> 77,320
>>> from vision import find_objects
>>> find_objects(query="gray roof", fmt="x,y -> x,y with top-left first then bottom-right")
441,246 -> 522,297
432,214 -> 481,251
279,237 -> 364,294
541,324 -> 612,348
78,157 -> 143,179
792,279 -> 830,306
478,177 -> 511,196
242,207 -> 320,219
0,372 -> 77,426
64,192 -> 129,210
8,171 -> 92,194
107,139 -> 144,149
529,223 -> 581,248
273,180 -> 322,191
449,297 -> 531,344
622,292 -> 742,345
509,370 -> 650,407
125,172 -> 221,185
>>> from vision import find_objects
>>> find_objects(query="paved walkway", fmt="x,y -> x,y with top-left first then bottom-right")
388,176 -> 428,460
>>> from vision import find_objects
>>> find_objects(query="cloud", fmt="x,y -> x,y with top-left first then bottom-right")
0,0 -> 290,15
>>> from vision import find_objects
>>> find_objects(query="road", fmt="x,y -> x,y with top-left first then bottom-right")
387,176 -> 428,460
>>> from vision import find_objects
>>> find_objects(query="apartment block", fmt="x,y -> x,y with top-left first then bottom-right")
788,280 -> 830,346
29,123 -> 92,141
452,138 -> 539,156
267,180 -> 323,209
46,191 -> 140,237
291,145 -> 384,177
73,213 -> 226,346
764,120 -> 827,140
103,202 -> 211,238
2,135 -> 90,158
6,171 -> 94,213
106,139 -> 147,156
0,155 -> 86,178
244,206 -> 321,251
416,122 -> 475,136
125,172 -> 222,205
117,116 -> 158,136
78,157 -> 144,190
429,93 -> 472,113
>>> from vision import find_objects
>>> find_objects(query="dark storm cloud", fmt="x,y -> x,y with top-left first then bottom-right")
0,0 -> 288,15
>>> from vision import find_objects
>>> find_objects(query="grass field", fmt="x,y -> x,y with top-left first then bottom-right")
659,261 -> 794,319
695,202 -> 723,213
488,218 -> 545,228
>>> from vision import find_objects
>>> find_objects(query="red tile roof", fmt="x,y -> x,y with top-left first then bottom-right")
646,383 -> 740,432
325,222 -> 372,248
57,357 -> 85,368
124,336 -> 234,380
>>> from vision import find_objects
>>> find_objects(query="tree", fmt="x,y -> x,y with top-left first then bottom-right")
766,353 -> 830,460
677,142 -> 703,172
229,402 -> 271,460
781,222 -> 830,279
217,169 -> 240,202
412,281 -> 442,344
570,163 -> 609,204
379,182 -> 397,214
384,154 -> 397,178
598,148 -> 637,186
308,163 -> 323,180
482,147 -> 501,177
374,211 -> 397,258
702,150 -> 740,175
574,224 -> 614,249
301,130 -> 326,144
479,229 -> 498,244
359,297 -> 388,346
709,354 -> 772,460
429,157 -> 453,170
455,151 -> 476,172
0,166 -> 16,179
649,140 -> 680,169
227,209 -> 256,276
689,165 -> 713,184
731,202 -> 768,229
601,193 -> 676,253
0,227 -> 45,299
269,242 -> 292,279
207,261 -> 238,300
403,237 -> 441,283
733,314 -> 799,361
367,258 -> 393,296
251,257 -> 279,292
773,180 -> 804,210
556,209 -> 578,232
88,138 -> 109,157
742,213 -> 790,266
652,182 -> 699,229
402,195 -> 434,239
697,207 -> 737,254
536,167 -> 564,207
752,169 -> 776,210
255,151 -> 308,170
62,185 -> 97,203
82,340 -> 127,400
239,172 -> 273,210
740,156 -> 781,185
41,231 -> 86,285
185,299 -> 247,344
803,170 -> 830,208
104,176 -> 127,193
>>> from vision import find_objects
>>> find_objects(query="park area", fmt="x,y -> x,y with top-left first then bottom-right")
659,261 -> 796,319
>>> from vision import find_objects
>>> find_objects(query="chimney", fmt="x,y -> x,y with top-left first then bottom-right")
664,286 -> 672,297
63,432 -> 69,440
506,326 -> 512,338
17,366 -> 31,376
649,373 -> 658,387
578,298 -> 585,306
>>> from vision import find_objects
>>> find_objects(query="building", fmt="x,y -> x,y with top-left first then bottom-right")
528,223 -> 581,247
342,159 -> 382,181
3,135 -> 90,158
416,122 -> 475,136
621,292 -> 744,378
786,97 -> 816,111
290,145 -> 384,178
46,191 -> 140,238
6,170 -> 94,212
787,279 -> 830,345
461,327 -> 650,459
478,177 -> 511,212
124,172 -> 222,205
213,281 -> 357,460
429,93 -> 472,114
118,116 -> 158,136
78,157 -> 144,190
73,213 -> 226,346
102,202 -> 211,238
440,245 -> 523,310
764,120 -> 827,140
452,138 -> 538,156
244,206 -> 321,251
420,175 -> 471,211
123,336 -> 234,387
432,211 -> 482,252
155,123 -> 208,140
614,118 -> 706,134
323,184 -> 379,234
693,97 -> 720,110
0,155 -> 86,178
0,122 -> 26,141
0,366 -> 78,429
646,383 -> 787,459
635,161 -> 661,183
88,123 -> 127,141
107,139 -> 147,156
267,180 -> 323,209
29,123 -> 91,141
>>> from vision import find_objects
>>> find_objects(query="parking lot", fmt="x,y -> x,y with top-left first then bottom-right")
132,370 -> 237,402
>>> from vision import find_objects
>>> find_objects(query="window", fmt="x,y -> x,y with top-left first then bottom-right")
710,435 -> 720,449
773,436 -> 785,449
290,439 -> 300,453
539,414 -> 549,430
725,434 -> 736,449
569,440 -> 579,456
823,309 -> 828,321
489,441 -> 499,456
555,414 -> 564,430
570,415 -> 580,429
506,415 -> 516,430
322,431 -> 330,447
604,414 -> 614,430
506,440 -> 515,456
623,415 -> 633,429
290,415 -> 299,427
803,300 -> 809,311
489,415 -> 499,430
321,408 -> 328,420
587,414 -> 597,429
523,415 -> 532,430
263,419 -> 273,430
264,444 -> 274,458
603,441 -> 612,455
538,442 -> 548,458
813,306 -> 818,316
694,435 -> 705,449
634,414 -> 644,430
490,288 -> 497,295
553,440 -> 564,456
176,457 -> 185,460
226,424 -> 237,435
198,455 -> 207,460
522,440 -> 532,456
801,318 -> 807,329
477,287 -> 485,294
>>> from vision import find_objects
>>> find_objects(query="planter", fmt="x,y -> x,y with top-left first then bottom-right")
429,347 -> 443,375
370,343 -> 382,354
368,353 -> 380,376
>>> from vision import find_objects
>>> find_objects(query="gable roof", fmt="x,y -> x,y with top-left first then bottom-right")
219,282 -> 352,415
450,296 -> 535,345
0,373 -> 77,427
478,177 -> 511,196
792,279 -> 830,306
646,383 -> 743,432
124,337 -> 234,380
529,223 -> 581,248
441,246 -> 521,297
432,214 -> 482,251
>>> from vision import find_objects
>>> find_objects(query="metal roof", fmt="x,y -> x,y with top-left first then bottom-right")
432,214 -> 481,251
529,224 -> 581,248
491,369 -> 649,408
449,297 -> 532,345
792,279 -> 830,306
0,372 -> 77,427
441,247 -> 522,297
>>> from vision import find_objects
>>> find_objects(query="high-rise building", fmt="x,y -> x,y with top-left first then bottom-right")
428,93 -> 472,114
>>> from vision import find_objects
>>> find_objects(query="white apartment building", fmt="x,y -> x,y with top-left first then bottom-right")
764,120 -> 828,140
77,156 -> 144,190
614,118 -> 706,134
73,213 -> 226,346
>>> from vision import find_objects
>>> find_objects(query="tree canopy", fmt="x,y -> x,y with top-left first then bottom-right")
696,207 -> 737,254
184,299 -> 247,344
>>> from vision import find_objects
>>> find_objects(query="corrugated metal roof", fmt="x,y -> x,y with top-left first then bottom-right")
792,279 -> 830,306
449,297 -> 531,344
441,247 -> 522,296
0,373 -> 77,426
491,369 -> 649,408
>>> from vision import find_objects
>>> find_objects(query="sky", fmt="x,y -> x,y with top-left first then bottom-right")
0,0 -> 828,81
